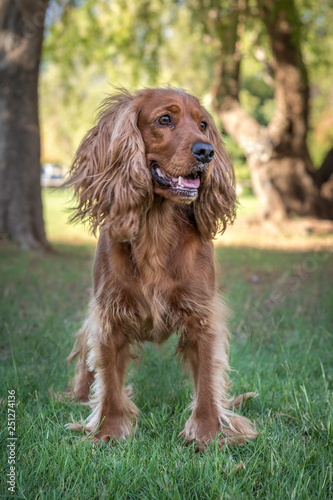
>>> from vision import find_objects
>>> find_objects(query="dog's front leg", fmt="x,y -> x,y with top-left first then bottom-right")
68,306 -> 138,443
179,304 -> 257,449
84,339 -> 138,443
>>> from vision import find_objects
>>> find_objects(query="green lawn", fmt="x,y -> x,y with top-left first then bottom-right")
1,190 -> 332,499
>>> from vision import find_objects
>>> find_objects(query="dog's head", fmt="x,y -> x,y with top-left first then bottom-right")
137,88 -> 214,204
67,87 -> 236,241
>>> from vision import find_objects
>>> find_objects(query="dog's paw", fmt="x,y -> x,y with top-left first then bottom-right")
179,416 -> 220,451
49,387 -> 89,405
93,416 -> 134,444
179,412 -> 257,451
67,413 -> 136,444
217,413 -> 257,445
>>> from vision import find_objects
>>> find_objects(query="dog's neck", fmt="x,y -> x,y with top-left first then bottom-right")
131,198 -> 196,282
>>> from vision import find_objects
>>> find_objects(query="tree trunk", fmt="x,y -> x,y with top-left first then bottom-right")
0,0 -> 50,250
210,0 -> 333,221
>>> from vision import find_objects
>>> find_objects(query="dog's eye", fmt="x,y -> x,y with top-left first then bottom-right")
200,121 -> 207,132
158,115 -> 172,126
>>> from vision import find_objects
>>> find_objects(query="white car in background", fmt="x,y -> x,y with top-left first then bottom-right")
41,163 -> 65,187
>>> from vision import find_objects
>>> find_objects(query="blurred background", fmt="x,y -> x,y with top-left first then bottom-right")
1,0 -> 333,249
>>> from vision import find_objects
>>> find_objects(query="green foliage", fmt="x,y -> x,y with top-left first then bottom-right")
41,0 -> 216,164
41,0 -> 170,163
1,190 -> 332,498
40,0 -> 333,170
297,0 -> 333,165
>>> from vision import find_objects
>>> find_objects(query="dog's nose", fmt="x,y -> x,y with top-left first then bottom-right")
191,142 -> 214,164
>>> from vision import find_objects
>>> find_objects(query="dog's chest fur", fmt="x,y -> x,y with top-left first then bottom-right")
93,202 -> 215,344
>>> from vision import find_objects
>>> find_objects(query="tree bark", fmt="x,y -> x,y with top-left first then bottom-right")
0,0 -> 50,250
210,0 -> 333,221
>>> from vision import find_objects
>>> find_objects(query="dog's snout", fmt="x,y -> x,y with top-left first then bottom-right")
192,164 -> 208,176
191,142 -> 214,164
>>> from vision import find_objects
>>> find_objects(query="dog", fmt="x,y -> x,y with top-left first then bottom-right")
65,87 -> 257,449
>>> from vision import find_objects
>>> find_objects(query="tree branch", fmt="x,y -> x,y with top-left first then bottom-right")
315,147 -> 333,187
210,0 -> 274,162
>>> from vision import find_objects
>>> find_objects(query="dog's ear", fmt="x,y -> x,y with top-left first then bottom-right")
66,90 -> 153,241
193,114 -> 237,241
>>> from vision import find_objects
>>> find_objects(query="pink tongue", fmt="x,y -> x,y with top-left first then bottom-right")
172,176 -> 200,189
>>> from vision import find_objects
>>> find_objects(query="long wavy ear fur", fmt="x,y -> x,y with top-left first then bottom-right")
193,114 -> 237,241
66,90 -> 153,241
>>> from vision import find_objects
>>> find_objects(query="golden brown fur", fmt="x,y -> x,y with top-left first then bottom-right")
65,87 -> 257,449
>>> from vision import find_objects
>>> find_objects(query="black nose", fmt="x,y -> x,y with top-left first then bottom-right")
191,142 -> 214,164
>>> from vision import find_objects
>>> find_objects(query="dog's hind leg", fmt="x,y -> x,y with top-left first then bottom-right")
65,317 -> 95,403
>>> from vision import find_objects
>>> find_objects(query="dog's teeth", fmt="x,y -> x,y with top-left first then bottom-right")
178,176 -> 184,187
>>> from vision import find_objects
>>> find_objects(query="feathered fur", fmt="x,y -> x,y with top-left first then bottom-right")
67,90 -> 153,240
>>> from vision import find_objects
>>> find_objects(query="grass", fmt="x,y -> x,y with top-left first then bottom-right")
1,189 -> 332,499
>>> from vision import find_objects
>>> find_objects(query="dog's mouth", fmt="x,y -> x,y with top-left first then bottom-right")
151,162 -> 201,199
